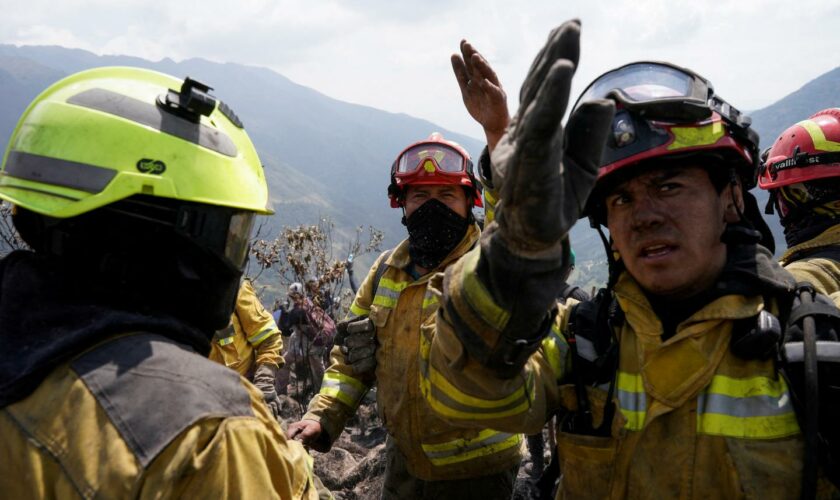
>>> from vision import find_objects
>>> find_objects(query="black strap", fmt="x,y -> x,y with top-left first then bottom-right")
767,151 -> 840,178
562,288 -> 622,436
788,301 -> 840,325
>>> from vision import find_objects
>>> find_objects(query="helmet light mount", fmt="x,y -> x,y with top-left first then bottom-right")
157,77 -> 217,122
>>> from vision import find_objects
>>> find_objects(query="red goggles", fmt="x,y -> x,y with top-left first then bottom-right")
395,143 -> 469,176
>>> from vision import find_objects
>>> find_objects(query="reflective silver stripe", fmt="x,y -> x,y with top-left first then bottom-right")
575,335 -> 598,362
5,151 -> 117,193
593,382 -> 647,414
376,286 -> 401,301
618,388 -> 646,413
423,376 -> 533,416
320,375 -> 366,407
67,88 -> 237,157
247,326 -> 277,345
697,391 -> 793,418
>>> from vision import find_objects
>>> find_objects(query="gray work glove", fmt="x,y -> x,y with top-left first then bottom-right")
334,316 -> 378,375
490,19 -> 615,256
253,363 -> 282,420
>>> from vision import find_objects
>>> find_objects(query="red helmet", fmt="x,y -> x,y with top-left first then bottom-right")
597,110 -> 756,183
387,133 -> 482,208
573,62 -> 759,220
758,108 -> 840,190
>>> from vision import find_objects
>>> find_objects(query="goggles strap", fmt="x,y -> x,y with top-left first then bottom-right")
768,151 -> 840,179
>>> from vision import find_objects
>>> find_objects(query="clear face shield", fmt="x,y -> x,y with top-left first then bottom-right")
574,61 -> 750,129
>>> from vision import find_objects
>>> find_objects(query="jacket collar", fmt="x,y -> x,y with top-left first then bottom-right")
780,223 -> 840,265
614,242 -> 795,338
0,251 -> 209,408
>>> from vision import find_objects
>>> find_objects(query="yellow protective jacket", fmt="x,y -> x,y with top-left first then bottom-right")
304,223 -> 524,481
0,332 -> 319,499
210,279 -> 284,377
780,223 -> 840,296
421,240 -> 831,499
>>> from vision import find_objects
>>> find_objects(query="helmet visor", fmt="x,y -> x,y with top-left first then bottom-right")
575,62 -> 715,123
224,211 -> 255,269
172,203 -> 255,270
396,143 -> 467,174
578,63 -> 695,105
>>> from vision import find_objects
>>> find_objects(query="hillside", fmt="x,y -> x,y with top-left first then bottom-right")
0,44 -> 838,292
0,44 -> 484,270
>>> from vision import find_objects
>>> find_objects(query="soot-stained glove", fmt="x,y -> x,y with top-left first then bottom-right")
253,363 -> 282,420
335,316 -> 378,375
490,19 -> 614,256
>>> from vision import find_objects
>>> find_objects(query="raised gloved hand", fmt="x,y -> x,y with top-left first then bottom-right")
253,363 -> 282,420
334,316 -> 377,375
490,20 -> 614,256
451,40 -> 510,151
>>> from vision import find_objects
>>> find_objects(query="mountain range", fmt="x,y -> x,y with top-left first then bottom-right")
1,44 -> 838,291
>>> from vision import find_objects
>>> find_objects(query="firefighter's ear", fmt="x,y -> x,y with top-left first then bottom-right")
723,178 -> 744,224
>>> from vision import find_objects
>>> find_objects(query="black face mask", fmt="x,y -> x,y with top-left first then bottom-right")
405,199 -> 470,270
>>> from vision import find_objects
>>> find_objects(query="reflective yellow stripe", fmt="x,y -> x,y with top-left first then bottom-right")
697,412 -> 800,438
217,336 -> 235,346
484,205 -> 496,224
668,121 -> 725,151
484,189 -> 498,225
247,326 -> 277,346
615,371 -> 646,431
801,119 -> 840,151
418,313 -> 533,420
421,365 -> 535,420
349,302 -> 369,317
696,374 -> 799,438
422,293 -> 439,310
484,188 -> 498,207
541,323 -> 568,381
319,372 -> 368,408
372,278 -> 409,308
422,429 -> 522,466
705,374 -> 789,399
461,251 -> 510,331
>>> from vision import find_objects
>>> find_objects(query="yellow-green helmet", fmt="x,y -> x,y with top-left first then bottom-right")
1,67 -> 273,332
0,66 -> 272,218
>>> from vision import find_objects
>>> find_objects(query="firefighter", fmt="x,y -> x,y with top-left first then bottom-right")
287,133 -> 524,499
0,67 -> 321,498
421,20 -> 839,498
758,108 -> 840,295
209,279 -> 285,419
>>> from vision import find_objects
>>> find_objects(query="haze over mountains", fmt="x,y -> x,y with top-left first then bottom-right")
1,44 -> 838,289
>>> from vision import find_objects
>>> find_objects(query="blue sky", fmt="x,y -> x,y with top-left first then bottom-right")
2,0 -> 838,140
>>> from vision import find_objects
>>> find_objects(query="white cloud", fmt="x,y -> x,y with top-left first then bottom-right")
8,25 -> 94,51
1,0 -> 838,138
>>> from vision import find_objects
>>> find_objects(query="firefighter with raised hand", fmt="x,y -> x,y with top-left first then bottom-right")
0,68 -> 320,498
421,20 -> 840,499
287,132 -> 525,499
758,109 -> 840,295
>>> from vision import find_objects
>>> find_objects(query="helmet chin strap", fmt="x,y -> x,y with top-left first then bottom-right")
589,214 -> 623,289
730,169 -> 748,224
